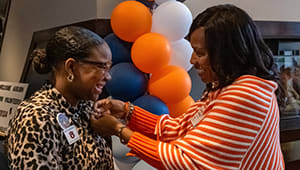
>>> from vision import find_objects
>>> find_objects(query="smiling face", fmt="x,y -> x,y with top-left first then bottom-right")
72,43 -> 112,101
190,27 -> 217,84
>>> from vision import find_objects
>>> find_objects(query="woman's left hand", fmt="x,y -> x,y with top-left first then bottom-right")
90,114 -> 122,136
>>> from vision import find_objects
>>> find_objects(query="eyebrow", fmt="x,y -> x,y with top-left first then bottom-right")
192,47 -> 206,51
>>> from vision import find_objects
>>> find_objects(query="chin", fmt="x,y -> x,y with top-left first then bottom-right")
199,76 -> 209,84
89,96 -> 98,102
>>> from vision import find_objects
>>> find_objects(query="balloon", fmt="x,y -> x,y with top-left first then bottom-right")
111,1 -> 152,42
131,33 -> 171,73
133,95 -> 169,115
170,39 -> 193,71
148,65 -> 192,103
104,33 -> 132,65
152,1 -> 192,41
167,95 -> 194,118
106,63 -> 148,101
155,0 -> 175,5
136,0 -> 155,8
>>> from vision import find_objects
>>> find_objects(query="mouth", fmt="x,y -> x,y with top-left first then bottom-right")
95,83 -> 104,94
195,68 -> 204,75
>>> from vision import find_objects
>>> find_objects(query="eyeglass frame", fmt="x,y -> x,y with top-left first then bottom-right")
75,59 -> 112,72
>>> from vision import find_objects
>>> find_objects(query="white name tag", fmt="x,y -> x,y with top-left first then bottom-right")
191,111 -> 204,127
64,125 -> 80,145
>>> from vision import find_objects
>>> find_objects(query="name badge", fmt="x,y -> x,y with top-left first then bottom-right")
57,113 -> 70,129
64,125 -> 80,145
190,110 -> 204,127
57,113 -> 79,145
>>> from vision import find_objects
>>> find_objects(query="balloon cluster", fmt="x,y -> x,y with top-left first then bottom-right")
106,0 -> 194,169
106,0 -> 194,118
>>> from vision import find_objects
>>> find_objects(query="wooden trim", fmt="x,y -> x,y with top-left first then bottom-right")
19,19 -> 111,83
255,21 -> 300,39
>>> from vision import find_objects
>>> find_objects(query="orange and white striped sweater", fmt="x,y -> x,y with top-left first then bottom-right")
127,75 -> 284,169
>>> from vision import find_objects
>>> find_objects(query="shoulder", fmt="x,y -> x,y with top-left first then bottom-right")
8,89 -> 59,136
208,75 -> 278,116
219,75 -> 277,100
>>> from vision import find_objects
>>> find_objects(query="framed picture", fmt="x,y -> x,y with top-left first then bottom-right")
0,0 -> 11,53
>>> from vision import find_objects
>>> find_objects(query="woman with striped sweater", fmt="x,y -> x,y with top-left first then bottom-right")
91,4 -> 285,169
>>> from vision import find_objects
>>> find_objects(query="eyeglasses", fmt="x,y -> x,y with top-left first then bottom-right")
76,59 -> 111,72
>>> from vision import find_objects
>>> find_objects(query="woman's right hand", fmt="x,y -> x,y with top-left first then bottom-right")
94,98 -> 127,119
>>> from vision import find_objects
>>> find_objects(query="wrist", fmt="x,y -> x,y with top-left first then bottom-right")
124,102 -> 134,121
114,123 -> 124,135
115,123 -> 127,144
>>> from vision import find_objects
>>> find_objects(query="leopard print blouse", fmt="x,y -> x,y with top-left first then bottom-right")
7,85 -> 113,170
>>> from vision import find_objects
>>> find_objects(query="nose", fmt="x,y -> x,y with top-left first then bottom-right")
190,52 -> 197,65
104,71 -> 111,81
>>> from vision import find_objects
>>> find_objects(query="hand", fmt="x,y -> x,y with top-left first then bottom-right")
90,114 -> 123,136
92,99 -> 111,119
94,98 -> 127,119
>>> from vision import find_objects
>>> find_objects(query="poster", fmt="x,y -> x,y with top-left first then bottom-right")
0,81 -> 28,132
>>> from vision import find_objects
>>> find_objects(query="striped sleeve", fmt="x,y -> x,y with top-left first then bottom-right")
127,132 -> 165,169
128,101 -> 205,140
127,106 -> 160,138
154,101 -> 207,142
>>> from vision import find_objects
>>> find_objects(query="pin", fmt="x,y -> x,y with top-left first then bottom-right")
57,113 -> 70,129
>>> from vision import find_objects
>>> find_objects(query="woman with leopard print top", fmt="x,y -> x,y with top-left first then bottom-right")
7,26 -> 114,169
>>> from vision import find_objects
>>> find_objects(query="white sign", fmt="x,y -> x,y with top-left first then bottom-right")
0,81 -> 28,131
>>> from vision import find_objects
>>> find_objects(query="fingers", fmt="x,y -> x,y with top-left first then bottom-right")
91,110 -> 111,120
94,99 -> 108,112
90,114 -> 120,137
94,97 -> 113,115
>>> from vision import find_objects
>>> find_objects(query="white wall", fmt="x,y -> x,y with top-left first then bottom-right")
97,0 -> 124,18
185,0 -> 300,22
0,0 -> 97,81
1,0 -> 300,81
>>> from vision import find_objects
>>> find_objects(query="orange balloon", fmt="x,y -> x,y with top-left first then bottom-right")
111,1 -> 152,42
167,96 -> 195,118
148,65 -> 191,103
131,33 -> 171,73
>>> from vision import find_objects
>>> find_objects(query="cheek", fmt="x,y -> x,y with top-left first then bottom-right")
79,72 -> 99,85
199,57 -> 209,68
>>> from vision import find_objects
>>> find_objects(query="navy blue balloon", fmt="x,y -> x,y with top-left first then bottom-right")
104,33 -> 132,65
136,0 -> 154,8
106,63 -> 148,101
133,95 -> 169,115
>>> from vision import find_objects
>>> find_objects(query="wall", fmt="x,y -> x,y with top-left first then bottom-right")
185,0 -> 300,22
0,0 -> 97,81
2,0 -> 300,82
97,0 -> 124,19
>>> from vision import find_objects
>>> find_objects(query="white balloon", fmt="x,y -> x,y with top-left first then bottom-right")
155,0 -> 175,5
112,136 -> 140,163
170,39 -> 193,71
152,1 -> 193,41
132,160 -> 156,170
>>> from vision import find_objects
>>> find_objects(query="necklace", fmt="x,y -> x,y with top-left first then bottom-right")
211,81 -> 219,89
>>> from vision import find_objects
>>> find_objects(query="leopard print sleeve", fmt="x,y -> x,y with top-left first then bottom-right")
8,104 -> 62,170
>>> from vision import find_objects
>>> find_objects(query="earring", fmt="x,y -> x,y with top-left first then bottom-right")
67,73 -> 74,82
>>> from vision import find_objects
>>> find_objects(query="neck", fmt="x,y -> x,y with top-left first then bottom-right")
55,77 -> 79,106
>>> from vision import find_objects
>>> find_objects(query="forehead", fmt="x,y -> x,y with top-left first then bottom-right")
190,27 -> 205,48
87,44 -> 112,61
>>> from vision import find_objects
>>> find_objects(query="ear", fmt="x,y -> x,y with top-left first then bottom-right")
64,58 -> 77,75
